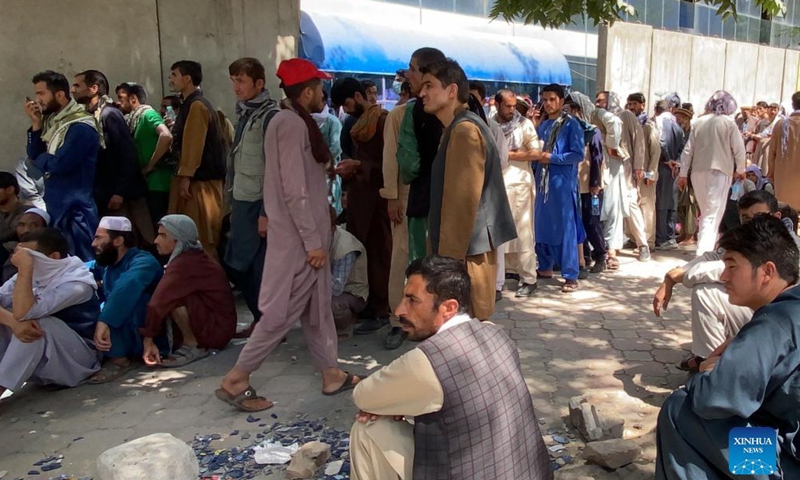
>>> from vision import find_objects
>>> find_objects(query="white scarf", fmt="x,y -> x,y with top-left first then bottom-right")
24,248 -> 97,291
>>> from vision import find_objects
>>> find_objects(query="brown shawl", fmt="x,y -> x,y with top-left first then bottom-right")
351,104 -> 384,143
281,98 -> 332,165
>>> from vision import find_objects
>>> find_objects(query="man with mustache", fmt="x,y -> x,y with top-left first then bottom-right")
25,70 -> 100,261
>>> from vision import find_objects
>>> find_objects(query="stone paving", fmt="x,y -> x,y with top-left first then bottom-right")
0,247 -> 700,479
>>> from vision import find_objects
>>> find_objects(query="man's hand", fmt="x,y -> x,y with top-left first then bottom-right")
635,169 -> 645,180
143,337 -> 161,366
335,159 -> 361,179
606,147 -> 620,158
94,321 -> 112,352
179,176 -> 192,200
10,248 -> 34,271
539,152 -> 551,164
24,99 -> 42,128
653,281 -> 674,317
355,410 -> 404,424
142,165 -> 155,176
590,186 -> 601,195
733,171 -> 746,181
306,249 -> 327,269
677,176 -> 688,191
257,215 -> 268,238
107,195 -> 124,211
699,338 -> 733,372
12,319 -> 43,343
387,199 -> 404,226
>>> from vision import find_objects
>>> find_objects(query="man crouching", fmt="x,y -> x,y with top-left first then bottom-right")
349,255 -> 552,480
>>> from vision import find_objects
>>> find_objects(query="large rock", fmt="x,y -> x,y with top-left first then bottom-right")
569,395 -> 624,442
583,439 -> 642,470
96,433 -> 198,480
285,441 -> 331,479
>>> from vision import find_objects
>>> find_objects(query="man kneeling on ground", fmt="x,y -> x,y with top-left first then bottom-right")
349,255 -> 552,480
141,214 -> 236,367
652,190 -> 799,371
88,216 -> 163,384
0,228 -> 100,396
329,207 -> 368,339
656,215 -> 800,479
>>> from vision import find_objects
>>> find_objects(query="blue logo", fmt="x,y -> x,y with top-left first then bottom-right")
728,427 -> 777,475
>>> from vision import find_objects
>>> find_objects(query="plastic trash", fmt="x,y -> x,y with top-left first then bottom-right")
253,441 -> 300,465
324,460 -> 344,475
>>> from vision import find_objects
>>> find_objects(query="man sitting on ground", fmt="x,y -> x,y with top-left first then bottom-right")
87,216 -> 163,384
349,255 -> 552,480
141,214 -> 236,367
0,228 -> 100,397
329,207 -> 368,339
652,190 -> 798,371
2,207 -> 50,283
656,215 -> 800,479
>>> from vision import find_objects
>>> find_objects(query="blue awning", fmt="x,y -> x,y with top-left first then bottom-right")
300,10 -> 572,86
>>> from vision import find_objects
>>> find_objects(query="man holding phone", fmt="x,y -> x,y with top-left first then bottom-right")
25,70 -> 100,262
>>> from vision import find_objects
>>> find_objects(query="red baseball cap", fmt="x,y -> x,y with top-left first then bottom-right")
277,58 -> 332,87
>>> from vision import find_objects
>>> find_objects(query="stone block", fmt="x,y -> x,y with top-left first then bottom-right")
568,395 -> 624,442
584,438 -> 642,469
96,433 -> 198,480
285,441 -> 331,479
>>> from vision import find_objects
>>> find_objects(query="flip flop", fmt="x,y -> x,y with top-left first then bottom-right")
536,271 -> 554,280
561,280 -> 579,293
322,371 -> 358,396
88,362 -> 135,385
159,345 -> 210,368
677,355 -> 705,372
215,386 -> 274,412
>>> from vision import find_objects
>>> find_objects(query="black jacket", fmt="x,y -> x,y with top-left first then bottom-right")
94,105 -> 148,205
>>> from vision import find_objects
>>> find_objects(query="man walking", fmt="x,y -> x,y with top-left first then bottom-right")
224,57 -> 278,337
492,89 -> 540,297
72,70 -> 153,245
217,59 -> 360,412
25,71 -> 99,261
331,79 -> 392,336
421,58 -> 516,319
168,60 -> 227,259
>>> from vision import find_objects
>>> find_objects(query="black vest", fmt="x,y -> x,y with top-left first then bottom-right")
407,99 -> 444,218
172,90 -> 226,181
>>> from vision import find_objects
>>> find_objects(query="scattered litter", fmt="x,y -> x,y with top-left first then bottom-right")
40,463 -> 61,472
324,460 -> 344,475
271,413 -> 278,419
166,392 -> 178,399
253,441 -> 300,464
246,415 -> 260,423
538,418 -> 547,425
548,444 -> 566,453
72,436 -> 84,442
27,470 -> 39,475
291,355 -> 298,361
241,433 -> 251,440
552,435 -> 570,444
0,470 -> 6,478
231,430 -> 240,436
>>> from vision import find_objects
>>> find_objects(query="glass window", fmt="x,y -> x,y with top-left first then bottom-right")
735,15 -> 751,41
664,0 -> 681,29
645,0 -> 665,28
679,0 -> 695,29
627,0 -> 646,23
564,13 -> 586,32
696,5 -> 711,35
722,16 -> 737,39
386,0 -> 421,6
455,0 -> 488,16
749,16 -> 763,43
420,0 -> 454,13
709,10 -> 724,36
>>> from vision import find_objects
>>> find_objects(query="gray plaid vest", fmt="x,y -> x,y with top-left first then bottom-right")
415,320 -> 553,480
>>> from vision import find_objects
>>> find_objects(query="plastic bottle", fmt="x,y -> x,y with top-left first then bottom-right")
591,194 -> 600,216
731,180 -> 743,201
164,106 -> 177,124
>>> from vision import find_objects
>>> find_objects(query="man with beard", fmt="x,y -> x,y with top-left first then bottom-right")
72,71 -> 153,246
331,78 -> 392,336
378,47 -> 446,349
2,207 -> 50,283
349,255 -> 552,480
223,58 -> 279,338
25,70 -> 100,261
167,60 -> 227,260
421,58 -> 516,317
493,89 -> 540,297
115,83 -> 174,226
0,173 -> 32,266
217,59 -> 361,412
87,217 -> 163,384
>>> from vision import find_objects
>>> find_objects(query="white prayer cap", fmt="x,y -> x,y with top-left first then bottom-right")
98,216 -> 132,232
24,207 -> 51,225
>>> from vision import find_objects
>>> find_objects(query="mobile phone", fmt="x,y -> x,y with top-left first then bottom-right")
535,101 -> 544,111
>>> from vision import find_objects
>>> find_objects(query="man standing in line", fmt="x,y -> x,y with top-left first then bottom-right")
331,79 -> 393,337
167,60 -> 227,260
652,100 -> 687,249
115,83 -> 174,226
72,70 -> 153,245
378,47 -> 446,348
492,89 -> 540,297
421,58 -> 516,319
25,71 -> 99,261
769,91 -> 800,210
217,59 -> 360,412
536,85 -> 586,292
224,57 -> 279,338
626,93 -> 662,250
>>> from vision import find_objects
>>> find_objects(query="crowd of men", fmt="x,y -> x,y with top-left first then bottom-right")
1,46 -> 799,479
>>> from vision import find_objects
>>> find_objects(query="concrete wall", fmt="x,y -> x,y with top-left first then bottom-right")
649,30 -> 692,107
599,23 -> 797,115
0,0 -> 298,171
597,22 -> 652,102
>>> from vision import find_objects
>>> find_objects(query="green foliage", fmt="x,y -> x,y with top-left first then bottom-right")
490,0 -> 787,29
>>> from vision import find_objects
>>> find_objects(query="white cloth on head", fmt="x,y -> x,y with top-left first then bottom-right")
24,207 -> 50,225
158,214 -> 203,264
99,216 -> 132,232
